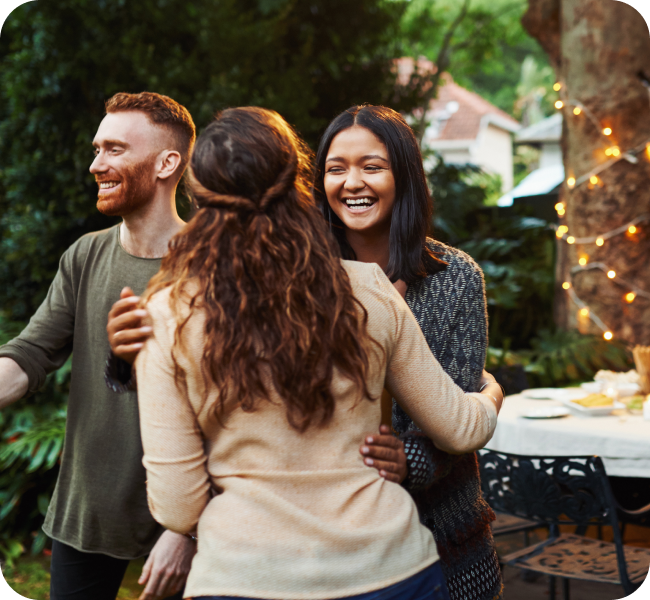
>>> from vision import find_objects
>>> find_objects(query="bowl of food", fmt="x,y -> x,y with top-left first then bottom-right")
561,393 -> 625,416
625,395 -> 646,415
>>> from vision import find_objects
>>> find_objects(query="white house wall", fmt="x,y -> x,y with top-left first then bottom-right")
473,123 -> 514,192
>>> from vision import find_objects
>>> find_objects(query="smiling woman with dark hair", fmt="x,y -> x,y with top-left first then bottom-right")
314,104 -> 504,600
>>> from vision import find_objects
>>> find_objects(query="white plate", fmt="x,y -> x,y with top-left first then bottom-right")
520,407 -> 570,419
521,388 -> 566,400
521,388 -> 588,401
560,398 -> 626,417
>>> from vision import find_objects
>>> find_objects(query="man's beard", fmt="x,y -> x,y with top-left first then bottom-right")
96,156 -> 157,217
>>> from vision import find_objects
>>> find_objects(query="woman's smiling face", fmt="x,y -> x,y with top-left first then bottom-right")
324,125 -> 396,236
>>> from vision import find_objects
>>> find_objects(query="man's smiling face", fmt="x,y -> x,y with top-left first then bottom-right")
89,111 -> 163,217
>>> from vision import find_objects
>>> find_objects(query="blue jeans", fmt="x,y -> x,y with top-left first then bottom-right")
197,561 -> 450,600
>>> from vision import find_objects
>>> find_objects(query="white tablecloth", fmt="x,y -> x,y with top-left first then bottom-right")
484,393 -> 650,478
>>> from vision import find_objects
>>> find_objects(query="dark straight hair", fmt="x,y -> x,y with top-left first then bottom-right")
314,104 -> 446,284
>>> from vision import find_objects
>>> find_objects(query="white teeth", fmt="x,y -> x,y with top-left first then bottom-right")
99,182 -> 119,189
344,198 -> 375,206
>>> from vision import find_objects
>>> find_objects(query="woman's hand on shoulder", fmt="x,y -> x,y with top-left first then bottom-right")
359,425 -> 408,484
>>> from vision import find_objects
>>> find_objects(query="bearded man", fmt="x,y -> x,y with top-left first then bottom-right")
0,92 -> 196,600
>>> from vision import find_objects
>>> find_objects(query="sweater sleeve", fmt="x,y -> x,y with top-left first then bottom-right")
0,250 -> 76,394
400,262 -> 488,490
375,266 -> 496,454
135,296 -> 211,534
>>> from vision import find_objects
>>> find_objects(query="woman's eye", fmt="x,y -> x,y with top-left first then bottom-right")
327,167 -> 344,174
364,166 -> 382,171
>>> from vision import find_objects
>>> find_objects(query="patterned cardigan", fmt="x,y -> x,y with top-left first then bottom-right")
395,240 -> 502,600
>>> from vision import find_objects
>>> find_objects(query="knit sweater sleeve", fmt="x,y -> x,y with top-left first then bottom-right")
400,252 -> 488,492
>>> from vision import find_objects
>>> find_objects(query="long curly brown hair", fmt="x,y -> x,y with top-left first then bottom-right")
143,107 -> 377,432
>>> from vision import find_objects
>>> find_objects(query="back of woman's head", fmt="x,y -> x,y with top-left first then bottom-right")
314,105 -> 445,283
145,107 -> 375,432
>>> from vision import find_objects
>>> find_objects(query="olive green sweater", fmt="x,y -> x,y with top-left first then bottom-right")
0,225 -> 163,559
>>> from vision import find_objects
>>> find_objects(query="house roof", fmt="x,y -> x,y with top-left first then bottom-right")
515,112 -> 562,145
428,73 -> 520,141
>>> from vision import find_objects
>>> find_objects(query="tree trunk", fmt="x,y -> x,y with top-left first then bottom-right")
524,0 -> 650,345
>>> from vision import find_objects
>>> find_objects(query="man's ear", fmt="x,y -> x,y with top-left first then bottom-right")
157,150 -> 182,181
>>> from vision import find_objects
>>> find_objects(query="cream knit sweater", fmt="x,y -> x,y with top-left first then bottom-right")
136,260 -> 497,599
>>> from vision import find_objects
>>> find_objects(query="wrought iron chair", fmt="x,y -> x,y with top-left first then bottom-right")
478,449 -> 650,599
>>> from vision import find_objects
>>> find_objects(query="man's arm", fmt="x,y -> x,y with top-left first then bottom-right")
0,357 -> 29,409
0,249 -> 77,402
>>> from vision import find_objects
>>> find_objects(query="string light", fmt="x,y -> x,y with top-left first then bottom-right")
553,213 -> 649,245
558,90 -> 650,340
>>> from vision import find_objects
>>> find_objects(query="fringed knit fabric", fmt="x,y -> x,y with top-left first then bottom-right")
394,241 -> 503,600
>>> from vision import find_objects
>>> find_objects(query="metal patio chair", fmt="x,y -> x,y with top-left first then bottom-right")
477,449 -> 650,599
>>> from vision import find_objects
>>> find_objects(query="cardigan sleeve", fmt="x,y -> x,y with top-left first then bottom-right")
135,295 -> 212,534
399,254 -> 488,492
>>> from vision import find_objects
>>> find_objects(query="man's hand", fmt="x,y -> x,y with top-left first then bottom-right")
0,357 -> 29,410
360,425 -> 408,484
138,530 -> 196,600
107,287 -> 152,364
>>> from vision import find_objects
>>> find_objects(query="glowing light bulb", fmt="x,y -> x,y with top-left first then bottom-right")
555,100 -> 564,109
603,127 -> 612,136
567,177 -> 576,188
628,225 -> 637,234
562,282 -> 571,290
557,208 -> 565,216
607,270 -> 616,279
604,331 -> 613,340
579,308 -> 589,317
573,107 -> 582,115
612,147 -> 620,157
596,238 -> 604,246
578,257 -> 587,266
567,236 -> 576,244
590,175 -> 599,184
553,82 -> 562,91
625,292 -> 636,303
555,202 -> 564,212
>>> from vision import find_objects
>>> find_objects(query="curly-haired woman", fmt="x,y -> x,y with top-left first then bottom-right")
134,106 -> 501,600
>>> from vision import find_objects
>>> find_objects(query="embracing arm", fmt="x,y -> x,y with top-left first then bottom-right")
398,263 -> 493,490
378,271 -> 498,454
135,301 -> 211,534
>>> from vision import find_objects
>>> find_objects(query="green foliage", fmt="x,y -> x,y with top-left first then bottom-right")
429,155 -> 555,349
0,316 -> 68,564
486,330 -> 634,388
398,0 -> 552,115
0,0 -> 404,322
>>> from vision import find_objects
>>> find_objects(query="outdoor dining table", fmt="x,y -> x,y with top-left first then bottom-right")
484,392 -> 650,478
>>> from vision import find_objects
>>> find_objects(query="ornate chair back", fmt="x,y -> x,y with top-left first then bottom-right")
478,449 -> 636,593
